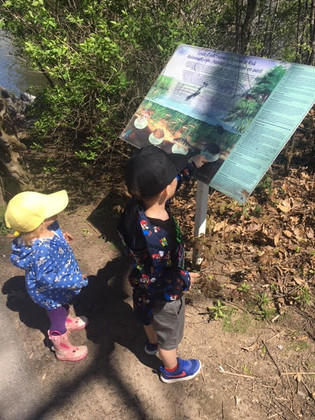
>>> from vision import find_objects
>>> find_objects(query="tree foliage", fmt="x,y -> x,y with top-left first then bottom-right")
0,0 -> 314,165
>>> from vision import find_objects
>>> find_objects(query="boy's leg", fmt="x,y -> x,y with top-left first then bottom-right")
153,297 -> 185,349
143,323 -> 159,355
143,323 -> 158,344
158,347 -> 177,370
143,322 -> 177,366
153,298 -> 184,368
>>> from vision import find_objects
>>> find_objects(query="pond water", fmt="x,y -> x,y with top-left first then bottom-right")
0,29 -> 47,95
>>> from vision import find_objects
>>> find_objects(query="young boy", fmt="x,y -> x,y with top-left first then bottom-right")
118,145 -> 207,383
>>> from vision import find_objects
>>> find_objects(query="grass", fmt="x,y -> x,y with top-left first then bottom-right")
290,340 -> 308,352
222,311 -> 252,334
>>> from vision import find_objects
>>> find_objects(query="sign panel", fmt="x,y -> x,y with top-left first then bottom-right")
120,45 -> 315,203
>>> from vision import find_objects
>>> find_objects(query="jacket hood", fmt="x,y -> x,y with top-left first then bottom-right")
10,237 -> 35,270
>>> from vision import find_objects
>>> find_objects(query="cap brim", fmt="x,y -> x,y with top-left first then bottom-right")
43,190 -> 69,218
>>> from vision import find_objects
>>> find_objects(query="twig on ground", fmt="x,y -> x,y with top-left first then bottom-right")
274,399 -> 299,419
282,372 -> 315,376
219,370 -> 257,379
262,340 -> 283,377
265,332 -> 281,342
268,413 -> 283,419
116,148 -> 132,160
226,363 -> 239,372
301,378 -> 315,400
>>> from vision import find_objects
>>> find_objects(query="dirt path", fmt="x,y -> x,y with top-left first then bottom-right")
0,202 -> 314,420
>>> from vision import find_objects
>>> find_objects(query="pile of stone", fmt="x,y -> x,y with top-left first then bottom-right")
0,86 -> 35,205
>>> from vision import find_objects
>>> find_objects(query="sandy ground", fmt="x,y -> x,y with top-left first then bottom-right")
0,201 -> 314,420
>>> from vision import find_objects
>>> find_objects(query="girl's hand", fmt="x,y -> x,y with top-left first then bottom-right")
190,154 -> 208,168
64,232 -> 74,243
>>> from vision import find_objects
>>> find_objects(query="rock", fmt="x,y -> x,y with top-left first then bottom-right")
0,87 -> 11,99
20,92 -> 36,102
0,89 -> 33,204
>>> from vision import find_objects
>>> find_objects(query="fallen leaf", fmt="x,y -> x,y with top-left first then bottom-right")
292,228 -> 303,240
262,225 -> 269,235
246,223 -> 261,232
274,231 -> 281,246
283,230 -> 293,238
290,216 -> 299,224
213,221 -> 228,232
241,343 -> 259,352
294,277 -> 306,286
277,198 -> 292,213
300,171 -> 310,179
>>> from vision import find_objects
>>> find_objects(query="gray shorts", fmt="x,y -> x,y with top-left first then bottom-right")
152,296 -> 185,350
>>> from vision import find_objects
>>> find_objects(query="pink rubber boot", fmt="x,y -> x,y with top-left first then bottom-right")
48,330 -> 88,362
66,315 -> 89,331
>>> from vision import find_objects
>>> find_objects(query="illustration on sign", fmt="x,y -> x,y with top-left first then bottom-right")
120,45 -> 315,203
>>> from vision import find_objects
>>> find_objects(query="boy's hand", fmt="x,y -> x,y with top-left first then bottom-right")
190,154 -> 208,168
64,232 -> 74,243
189,272 -> 200,283
186,272 -> 200,291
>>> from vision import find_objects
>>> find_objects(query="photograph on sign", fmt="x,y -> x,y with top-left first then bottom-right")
120,45 -> 315,202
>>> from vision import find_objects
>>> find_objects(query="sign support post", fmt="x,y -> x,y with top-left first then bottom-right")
193,180 -> 209,267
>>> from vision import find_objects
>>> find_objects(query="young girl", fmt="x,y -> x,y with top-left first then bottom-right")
5,190 -> 89,362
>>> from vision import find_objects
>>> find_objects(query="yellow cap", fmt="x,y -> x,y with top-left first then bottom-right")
5,190 -> 69,233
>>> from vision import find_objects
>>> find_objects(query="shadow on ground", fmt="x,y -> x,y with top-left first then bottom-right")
1,191 -> 170,419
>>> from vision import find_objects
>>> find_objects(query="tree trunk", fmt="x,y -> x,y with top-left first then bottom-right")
308,0 -> 315,64
240,0 -> 258,54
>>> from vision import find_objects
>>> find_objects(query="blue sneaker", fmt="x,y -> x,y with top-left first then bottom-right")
159,357 -> 201,383
144,342 -> 158,355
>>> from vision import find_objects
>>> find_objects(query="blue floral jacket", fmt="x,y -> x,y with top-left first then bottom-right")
10,222 -> 87,309
118,161 -> 195,324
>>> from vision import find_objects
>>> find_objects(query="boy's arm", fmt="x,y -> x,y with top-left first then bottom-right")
176,154 -> 208,189
171,267 -> 191,293
136,263 -> 191,297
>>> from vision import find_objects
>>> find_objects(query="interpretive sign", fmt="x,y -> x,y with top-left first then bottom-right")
120,44 -> 315,203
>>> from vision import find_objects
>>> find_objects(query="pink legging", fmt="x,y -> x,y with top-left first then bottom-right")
46,304 -> 69,335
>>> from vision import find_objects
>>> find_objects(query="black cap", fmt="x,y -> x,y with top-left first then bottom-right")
124,145 -> 189,198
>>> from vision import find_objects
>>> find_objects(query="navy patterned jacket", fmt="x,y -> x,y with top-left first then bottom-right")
117,161 -> 195,324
